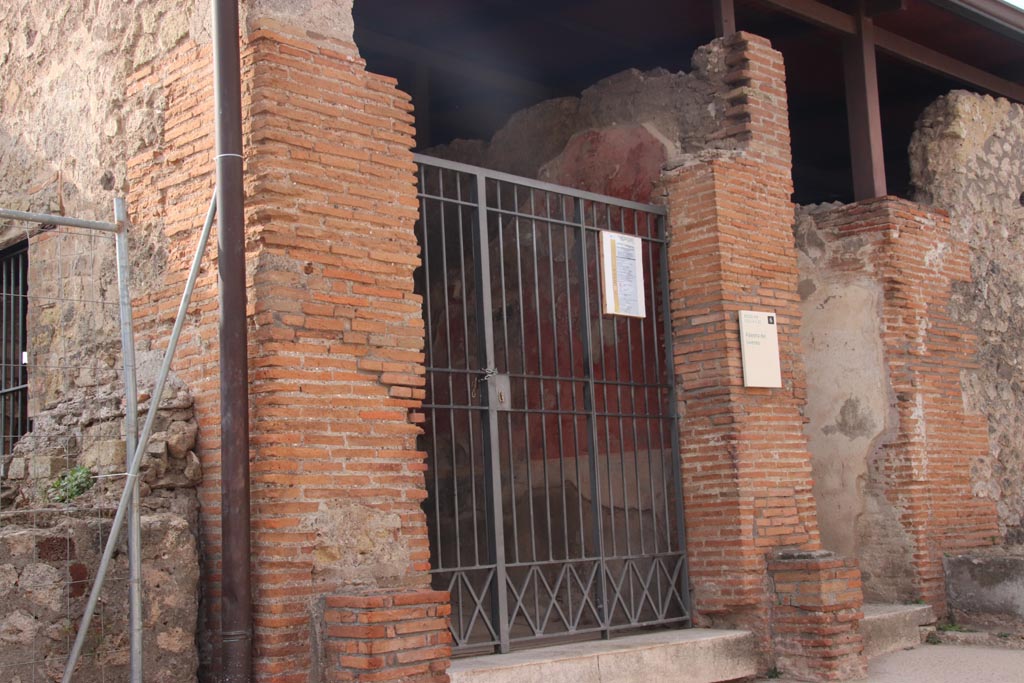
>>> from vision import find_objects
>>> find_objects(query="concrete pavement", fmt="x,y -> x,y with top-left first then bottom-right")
760,644 -> 1024,683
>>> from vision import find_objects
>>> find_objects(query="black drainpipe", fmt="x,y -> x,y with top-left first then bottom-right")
213,1 -> 252,681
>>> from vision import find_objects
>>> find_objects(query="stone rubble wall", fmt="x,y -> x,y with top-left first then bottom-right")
909,91 -> 1024,543
0,0 -> 208,415
0,355 -> 202,681
0,0 -> 210,647
0,509 -> 199,682
0,0 -> 208,218
2,354 -> 202,510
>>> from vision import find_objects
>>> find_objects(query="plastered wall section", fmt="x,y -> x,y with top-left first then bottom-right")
798,198 -> 999,609
795,204 -> 912,602
910,91 -> 1024,545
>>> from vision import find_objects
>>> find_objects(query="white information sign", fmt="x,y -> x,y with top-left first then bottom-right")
738,310 -> 782,388
600,231 -> 646,318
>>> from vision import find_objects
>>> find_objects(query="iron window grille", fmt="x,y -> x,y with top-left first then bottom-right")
0,241 -> 28,459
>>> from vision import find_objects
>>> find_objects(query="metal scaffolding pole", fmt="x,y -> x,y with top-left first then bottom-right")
114,198 -> 144,683
60,193 -> 218,683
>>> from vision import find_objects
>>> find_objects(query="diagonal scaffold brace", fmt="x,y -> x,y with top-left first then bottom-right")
60,190 -> 217,683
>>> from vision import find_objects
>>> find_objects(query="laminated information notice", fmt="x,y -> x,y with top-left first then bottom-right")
739,310 -> 782,388
600,231 -> 646,318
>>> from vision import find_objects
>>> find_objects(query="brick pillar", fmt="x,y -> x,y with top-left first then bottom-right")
240,22 -> 448,683
664,32 -> 865,679
128,14 -> 449,683
810,198 -> 998,613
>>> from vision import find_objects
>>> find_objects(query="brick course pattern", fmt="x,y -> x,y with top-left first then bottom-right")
810,198 -> 999,613
126,37 -> 222,676
664,32 -> 865,677
770,553 -> 866,681
127,21 -> 448,683
322,590 -> 451,683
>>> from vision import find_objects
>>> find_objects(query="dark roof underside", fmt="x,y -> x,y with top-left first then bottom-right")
354,0 -> 1024,204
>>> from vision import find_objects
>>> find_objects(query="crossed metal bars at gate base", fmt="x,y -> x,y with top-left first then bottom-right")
413,155 -> 691,654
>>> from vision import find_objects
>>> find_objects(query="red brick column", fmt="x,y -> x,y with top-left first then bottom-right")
664,32 -> 865,678
241,23 -> 448,682
811,198 -> 998,613
128,20 -> 449,683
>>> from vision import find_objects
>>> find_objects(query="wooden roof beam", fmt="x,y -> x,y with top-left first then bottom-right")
845,7 -> 888,200
758,0 -> 1024,101
714,0 -> 738,36
863,0 -> 906,18
873,27 -> 1024,101
759,0 -> 857,33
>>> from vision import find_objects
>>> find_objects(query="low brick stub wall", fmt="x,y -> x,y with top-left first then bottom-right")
769,552 -> 866,682
322,589 -> 452,683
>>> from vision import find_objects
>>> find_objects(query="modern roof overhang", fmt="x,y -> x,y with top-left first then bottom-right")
750,0 -> 1023,100
720,0 -> 1022,199
942,0 -> 1024,35
355,0 -> 1024,203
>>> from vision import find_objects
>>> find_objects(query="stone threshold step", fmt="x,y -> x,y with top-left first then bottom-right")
448,628 -> 757,683
861,603 -> 936,658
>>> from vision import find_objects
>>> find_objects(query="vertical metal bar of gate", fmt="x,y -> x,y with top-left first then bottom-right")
574,197 -> 610,635
658,212 -> 693,618
473,175 -> 511,653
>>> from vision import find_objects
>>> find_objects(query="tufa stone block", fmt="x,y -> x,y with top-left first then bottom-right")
80,439 -> 128,474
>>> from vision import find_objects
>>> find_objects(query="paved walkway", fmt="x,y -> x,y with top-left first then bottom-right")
761,644 -> 1024,682
866,644 -> 1024,683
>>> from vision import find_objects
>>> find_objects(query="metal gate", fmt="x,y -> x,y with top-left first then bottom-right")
414,155 -> 690,654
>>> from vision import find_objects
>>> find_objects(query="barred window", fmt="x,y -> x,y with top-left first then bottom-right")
0,241 -> 28,456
